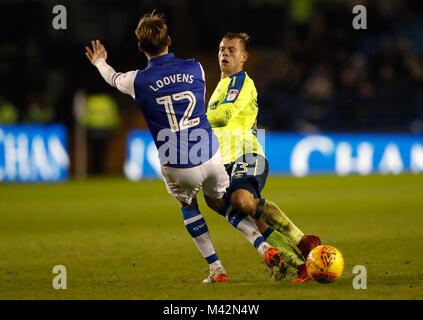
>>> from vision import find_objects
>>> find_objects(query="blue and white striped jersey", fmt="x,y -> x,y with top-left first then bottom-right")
95,53 -> 219,168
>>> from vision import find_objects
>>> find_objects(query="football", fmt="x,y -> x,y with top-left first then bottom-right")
306,245 -> 344,283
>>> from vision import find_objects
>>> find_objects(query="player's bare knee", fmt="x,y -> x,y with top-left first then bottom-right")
230,190 -> 257,215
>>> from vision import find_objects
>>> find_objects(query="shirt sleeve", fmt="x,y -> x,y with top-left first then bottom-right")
95,58 -> 137,99
207,74 -> 249,127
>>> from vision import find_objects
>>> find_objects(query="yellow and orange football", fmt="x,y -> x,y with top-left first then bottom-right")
306,245 -> 344,283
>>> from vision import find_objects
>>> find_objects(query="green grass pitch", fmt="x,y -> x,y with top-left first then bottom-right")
0,174 -> 422,300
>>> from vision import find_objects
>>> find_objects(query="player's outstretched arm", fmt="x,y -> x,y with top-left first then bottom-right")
84,40 -> 136,98
85,40 -> 108,65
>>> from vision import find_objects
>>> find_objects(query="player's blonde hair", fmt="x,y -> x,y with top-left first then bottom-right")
135,11 -> 168,56
222,32 -> 250,52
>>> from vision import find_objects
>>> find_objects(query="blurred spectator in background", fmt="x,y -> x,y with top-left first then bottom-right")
83,93 -> 120,174
249,0 -> 423,133
2,0 -> 423,134
25,92 -> 55,123
0,95 -> 18,124
298,64 -> 334,133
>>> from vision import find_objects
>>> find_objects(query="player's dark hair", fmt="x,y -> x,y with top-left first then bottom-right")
135,11 -> 168,56
222,32 -> 250,52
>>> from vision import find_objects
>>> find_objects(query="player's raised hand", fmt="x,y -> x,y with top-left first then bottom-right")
85,40 -> 108,65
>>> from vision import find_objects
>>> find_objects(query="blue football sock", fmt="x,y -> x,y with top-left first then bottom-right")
181,206 -> 223,271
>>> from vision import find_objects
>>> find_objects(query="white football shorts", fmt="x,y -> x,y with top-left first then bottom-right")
160,149 -> 229,204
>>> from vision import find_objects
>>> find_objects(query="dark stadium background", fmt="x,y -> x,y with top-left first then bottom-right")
1,0 -> 423,175
1,1 -> 423,302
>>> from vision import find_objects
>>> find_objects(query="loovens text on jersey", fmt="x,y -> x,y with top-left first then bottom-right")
149,73 -> 194,92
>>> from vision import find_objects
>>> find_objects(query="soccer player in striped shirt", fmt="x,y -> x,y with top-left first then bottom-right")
207,32 -> 321,282
84,13 -> 283,283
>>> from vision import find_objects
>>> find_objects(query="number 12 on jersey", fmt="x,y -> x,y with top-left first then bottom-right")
156,90 -> 200,132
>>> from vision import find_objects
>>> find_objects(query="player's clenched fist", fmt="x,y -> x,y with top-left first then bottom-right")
85,40 -> 108,65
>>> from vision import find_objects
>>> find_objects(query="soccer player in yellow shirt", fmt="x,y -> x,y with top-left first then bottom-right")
207,33 -> 321,282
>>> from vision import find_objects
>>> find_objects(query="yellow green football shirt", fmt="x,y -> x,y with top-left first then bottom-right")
207,71 -> 265,164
